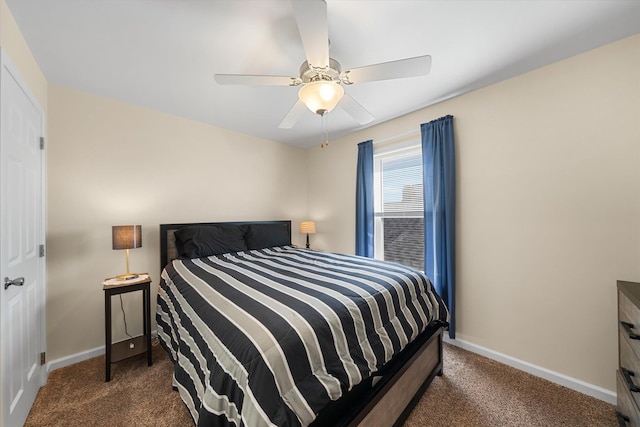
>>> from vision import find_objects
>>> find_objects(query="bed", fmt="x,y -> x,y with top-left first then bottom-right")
156,220 -> 449,426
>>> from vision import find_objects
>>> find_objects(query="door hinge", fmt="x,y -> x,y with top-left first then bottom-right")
40,137 -> 45,150
39,245 -> 45,257
40,352 -> 46,365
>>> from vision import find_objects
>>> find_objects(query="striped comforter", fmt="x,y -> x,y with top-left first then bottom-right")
156,246 -> 449,426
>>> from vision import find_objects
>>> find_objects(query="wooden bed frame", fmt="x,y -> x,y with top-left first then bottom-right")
159,220 -> 444,427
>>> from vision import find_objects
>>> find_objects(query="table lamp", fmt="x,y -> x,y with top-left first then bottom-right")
112,225 -> 142,279
299,221 -> 316,249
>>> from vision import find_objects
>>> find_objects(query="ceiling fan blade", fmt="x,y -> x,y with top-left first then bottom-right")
279,100 -> 307,129
343,55 -> 432,84
215,74 -> 297,86
292,0 -> 329,68
339,93 -> 375,125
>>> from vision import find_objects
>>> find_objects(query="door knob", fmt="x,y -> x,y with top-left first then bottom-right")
4,277 -> 25,290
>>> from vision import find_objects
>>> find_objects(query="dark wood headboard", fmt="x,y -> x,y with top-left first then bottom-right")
159,220 -> 292,272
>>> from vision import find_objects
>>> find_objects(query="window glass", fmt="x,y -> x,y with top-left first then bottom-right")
374,144 -> 424,270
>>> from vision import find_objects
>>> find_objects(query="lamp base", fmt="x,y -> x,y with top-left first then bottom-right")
116,273 -> 139,281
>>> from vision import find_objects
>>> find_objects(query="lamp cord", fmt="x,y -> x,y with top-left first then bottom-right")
119,294 -> 133,338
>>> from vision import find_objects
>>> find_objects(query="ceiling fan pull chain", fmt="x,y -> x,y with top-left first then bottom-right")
321,112 -> 329,148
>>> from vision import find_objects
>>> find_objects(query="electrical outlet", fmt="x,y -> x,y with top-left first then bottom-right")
129,342 -> 135,349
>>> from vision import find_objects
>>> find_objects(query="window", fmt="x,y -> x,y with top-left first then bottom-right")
373,143 -> 424,271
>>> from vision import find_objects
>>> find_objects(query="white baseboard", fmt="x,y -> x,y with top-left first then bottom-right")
47,345 -> 104,373
46,330 -> 158,373
443,336 -> 616,405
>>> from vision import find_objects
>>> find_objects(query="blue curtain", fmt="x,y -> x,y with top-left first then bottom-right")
355,140 -> 374,257
421,115 -> 456,338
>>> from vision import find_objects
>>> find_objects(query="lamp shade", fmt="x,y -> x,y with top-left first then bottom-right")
299,221 -> 316,234
298,81 -> 344,115
112,225 -> 142,250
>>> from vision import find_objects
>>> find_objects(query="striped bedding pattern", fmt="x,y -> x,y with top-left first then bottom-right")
156,246 -> 449,426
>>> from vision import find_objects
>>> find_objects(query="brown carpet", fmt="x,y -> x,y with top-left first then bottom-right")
26,341 -> 616,426
404,344 -> 616,427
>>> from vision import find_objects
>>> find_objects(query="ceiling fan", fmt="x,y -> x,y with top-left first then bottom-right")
214,0 -> 432,131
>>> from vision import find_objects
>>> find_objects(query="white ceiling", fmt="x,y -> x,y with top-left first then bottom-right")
6,0 -> 640,149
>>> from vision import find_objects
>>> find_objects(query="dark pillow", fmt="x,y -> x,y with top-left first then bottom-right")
245,223 -> 290,250
174,224 -> 247,259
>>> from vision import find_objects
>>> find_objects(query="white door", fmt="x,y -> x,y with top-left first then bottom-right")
0,51 -> 46,427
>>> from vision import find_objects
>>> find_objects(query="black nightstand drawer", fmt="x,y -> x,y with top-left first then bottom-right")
111,336 -> 148,363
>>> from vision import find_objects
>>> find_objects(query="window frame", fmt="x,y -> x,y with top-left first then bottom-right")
373,138 -> 424,268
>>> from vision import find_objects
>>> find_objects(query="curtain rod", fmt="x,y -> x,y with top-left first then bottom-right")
373,128 -> 420,145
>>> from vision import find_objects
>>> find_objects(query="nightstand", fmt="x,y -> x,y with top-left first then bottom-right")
103,276 -> 152,382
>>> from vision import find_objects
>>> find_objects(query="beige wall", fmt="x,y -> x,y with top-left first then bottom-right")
307,34 -> 640,392
46,85 -> 308,360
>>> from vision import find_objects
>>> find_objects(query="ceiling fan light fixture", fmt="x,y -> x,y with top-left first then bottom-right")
298,81 -> 344,115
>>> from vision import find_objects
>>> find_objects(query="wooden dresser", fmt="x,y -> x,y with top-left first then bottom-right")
617,280 -> 640,425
